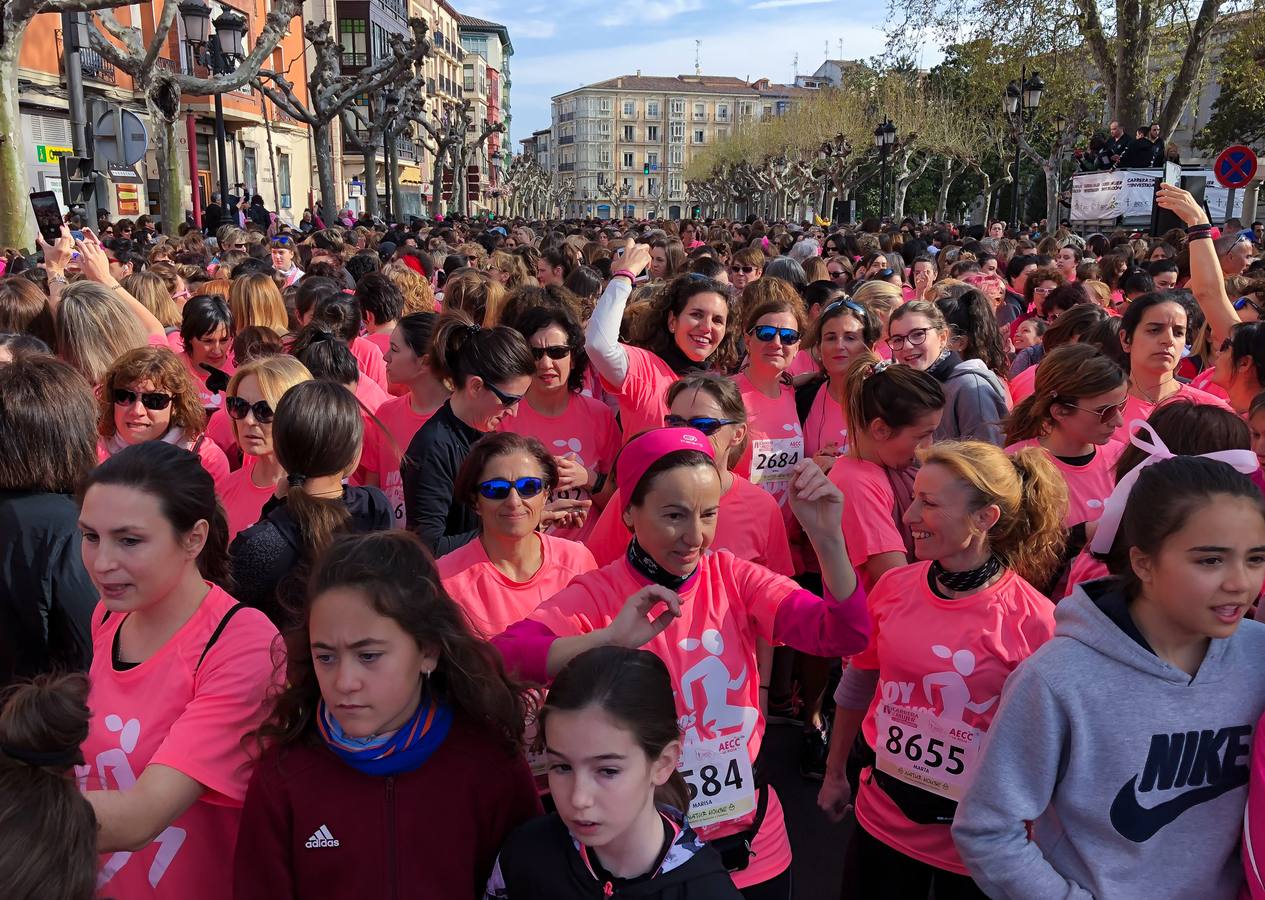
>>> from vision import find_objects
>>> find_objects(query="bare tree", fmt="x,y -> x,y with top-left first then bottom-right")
253,18 -> 429,216
412,98 -> 504,217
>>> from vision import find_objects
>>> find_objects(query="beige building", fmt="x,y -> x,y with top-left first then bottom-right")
551,73 -> 813,219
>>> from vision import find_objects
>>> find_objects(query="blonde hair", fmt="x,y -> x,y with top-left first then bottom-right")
489,250 -> 529,290
230,273 -> 290,334
225,355 -> 313,446
120,271 -> 180,328
55,282 -> 148,385
382,261 -> 437,315
919,440 -> 1068,588
851,279 -> 903,314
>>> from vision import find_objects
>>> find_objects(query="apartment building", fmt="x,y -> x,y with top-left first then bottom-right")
550,73 -> 813,219
460,15 -> 512,213
520,127 -> 551,172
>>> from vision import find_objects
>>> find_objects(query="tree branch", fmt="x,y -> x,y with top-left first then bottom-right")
140,0 -> 177,78
1157,0 -> 1223,138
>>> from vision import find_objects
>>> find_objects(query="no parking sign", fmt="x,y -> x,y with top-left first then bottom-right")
1214,145 -> 1259,189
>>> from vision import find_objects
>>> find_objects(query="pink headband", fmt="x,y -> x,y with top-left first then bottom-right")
1089,419 -> 1259,555
616,428 -> 714,506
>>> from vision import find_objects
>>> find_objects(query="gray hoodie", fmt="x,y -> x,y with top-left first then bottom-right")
936,358 -> 1009,447
953,579 -> 1265,899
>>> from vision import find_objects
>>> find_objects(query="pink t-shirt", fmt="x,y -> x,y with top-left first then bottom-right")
205,407 -> 237,464
851,562 -> 1055,874
354,372 -> 389,414
600,344 -> 678,442
497,393 -> 622,542
360,393 -> 437,527
99,434 -> 230,496
364,331 -> 392,357
437,533 -> 598,638
529,551 -> 797,887
79,586 -> 280,899
350,335 -> 389,392
1008,363 -> 1038,405
1114,383 -> 1233,443
788,350 -> 819,378
733,373 -> 804,511
1005,438 -> 1125,527
584,473 -> 794,577
829,456 -> 907,592
1190,366 -> 1230,399
1065,548 -> 1109,593
182,352 -> 236,412
220,457 -> 278,539
803,382 -> 849,459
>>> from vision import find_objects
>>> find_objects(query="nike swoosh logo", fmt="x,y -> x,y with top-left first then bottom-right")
1110,773 -> 1248,842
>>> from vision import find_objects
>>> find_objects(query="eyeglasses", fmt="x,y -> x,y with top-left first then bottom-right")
1056,397 -> 1128,424
482,378 -> 523,407
477,476 -> 545,500
226,396 -> 276,424
729,265 -> 757,275
531,345 -> 571,361
1234,296 -> 1265,316
1033,286 -> 1056,295
749,325 -> 801,345
887,328 -> 932,351
664,414 -> 738,435
112,388 -> 175,411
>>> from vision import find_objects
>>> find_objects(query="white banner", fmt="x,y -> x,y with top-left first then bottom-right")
1070,170 -> 1157,221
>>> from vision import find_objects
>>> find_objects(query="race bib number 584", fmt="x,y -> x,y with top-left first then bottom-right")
679,733 -> 756,827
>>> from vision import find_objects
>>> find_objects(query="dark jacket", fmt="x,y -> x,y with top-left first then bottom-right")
402,400 -> 483,556
487,810 -> 741,899
1097,134 -> 1131,170
234,718 -> 541,900
1120,137 -> 1163,169
229,485 -> 391,627
246,200 -> 271,230
203,202 -> 224,235
0,490 -> 97,687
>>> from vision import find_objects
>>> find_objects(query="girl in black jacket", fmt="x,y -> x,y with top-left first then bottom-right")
486,646 -> 741,900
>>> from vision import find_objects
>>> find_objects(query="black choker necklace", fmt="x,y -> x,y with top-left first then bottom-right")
930,556 -> 1001,593
627,539 -> 695,590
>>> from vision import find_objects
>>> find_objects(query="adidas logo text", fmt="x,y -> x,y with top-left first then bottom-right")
305,824 -> 340,849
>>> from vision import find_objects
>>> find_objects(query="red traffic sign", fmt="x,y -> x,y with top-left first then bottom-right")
1214,145 -> 1258,189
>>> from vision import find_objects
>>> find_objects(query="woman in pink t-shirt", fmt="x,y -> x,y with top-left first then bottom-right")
438,433 -> 598,638
1004,344 -> 1127,530
584,242 -> 739,442
732,280 -> 807,511
800,297 -> 882,471
99,346 -> 231,493
829,352 -> 945,591
495,428 -> 870,894
178,294 -> 236,413
500,303 -> 620,542
77,440 -> 279,900
364,312 -> 449,526
220,356 -> 312,539
1209,320 -> 1265,416
820,441 -> 1066,897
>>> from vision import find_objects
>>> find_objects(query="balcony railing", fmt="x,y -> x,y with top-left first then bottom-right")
559,112 -> 575,122
55,30 -> 117,85
558,162 -> 575,172
558,135 -> 574,145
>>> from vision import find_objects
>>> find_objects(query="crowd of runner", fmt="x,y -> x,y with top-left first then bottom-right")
2,189 -> 1265,899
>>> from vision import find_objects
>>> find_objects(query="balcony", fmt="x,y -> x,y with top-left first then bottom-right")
558,135 -> 575,145
55,31 -> 117,85
558,162 -> 575,172
559,112 -> 575,123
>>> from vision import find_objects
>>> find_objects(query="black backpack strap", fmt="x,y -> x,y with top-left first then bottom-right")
191,433 -> 207,455
196,603 -> 245,673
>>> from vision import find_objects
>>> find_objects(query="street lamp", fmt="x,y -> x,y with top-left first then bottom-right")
180,0 -> 246,215
1004,67 -> 1043,225
874,117 -> 896,220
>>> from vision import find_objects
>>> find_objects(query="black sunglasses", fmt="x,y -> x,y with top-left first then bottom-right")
749,325 -> 801,345
482,378 -> 523,407
664,414 -> 738,435
477,476 -> 545,500
226,395 -> 276,424
531,345 -> 571,361
729,265 -> 757,274
875,267 -> 896,279
112,388 -> 175,411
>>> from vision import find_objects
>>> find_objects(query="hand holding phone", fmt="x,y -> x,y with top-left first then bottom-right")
29,191 -> 64,244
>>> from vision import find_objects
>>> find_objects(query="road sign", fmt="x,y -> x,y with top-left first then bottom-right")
94,109 -> 149,167
1214,145 -> 1258,190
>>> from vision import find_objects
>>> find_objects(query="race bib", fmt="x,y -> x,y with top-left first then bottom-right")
749,433 -> 804,501
384,472 -> 405,529
874,702 -> 982,802
678,731 -> 756,827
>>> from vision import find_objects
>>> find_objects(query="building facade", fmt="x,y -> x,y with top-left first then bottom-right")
459,15 -> 512,214
550,73 -> 813,219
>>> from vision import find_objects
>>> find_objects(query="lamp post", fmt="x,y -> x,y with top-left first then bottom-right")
873,118 -> 896,219
1004,67 -> 1044,226
179,0 -> 246,214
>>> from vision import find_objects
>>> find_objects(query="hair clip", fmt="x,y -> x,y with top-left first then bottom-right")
866,359 -> 894,378
287,473 -> 308,487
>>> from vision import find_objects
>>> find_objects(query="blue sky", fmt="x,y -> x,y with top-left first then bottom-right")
457,0 -> 898,144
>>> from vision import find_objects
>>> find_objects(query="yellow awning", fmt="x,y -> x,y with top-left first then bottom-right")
400,165 -> 423,185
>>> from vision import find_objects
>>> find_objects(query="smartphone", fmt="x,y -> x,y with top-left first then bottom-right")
29,191 -> 63,243
70,229 -> 84,242
1151,178 -> 1185,237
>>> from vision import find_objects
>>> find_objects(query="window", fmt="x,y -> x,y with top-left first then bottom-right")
622,177 -> 631,188
622,151 -> 634,167
741,102 -> 753,118
599,120 -> 611,136
717,104 -> 729,121
648,176 -> 659,195
278,153 -> 291,208
670,122 -> 684,141
763,104 -> 772,117
670,175 -> 683,195
670,98 -> 684,115
372,24 -> 390,61
622,124 -> 634,141
647,100 -> 660,118
693,102 -> 705,119
647,125 -> 659,141
623,100 -> 635,116
716,127 -> 728,141
598,97 -> 612,113
599,148 -> 611,165
693,129 -> 705,144
647,151 -> 659,169
338,18 -> 367,66
243,147 -> 257,194
463,64 -> 475,93
669,146 -> 683,165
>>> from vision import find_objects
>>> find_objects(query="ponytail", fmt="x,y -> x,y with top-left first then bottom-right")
430,309 -> 535,388
843,350 -> 944,456
1004,344 -> 1125,444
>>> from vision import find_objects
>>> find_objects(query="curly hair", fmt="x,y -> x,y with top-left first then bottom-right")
98,346 -> 207,440
625,273 -> 739,372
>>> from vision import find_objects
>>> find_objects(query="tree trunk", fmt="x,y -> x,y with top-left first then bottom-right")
1044,161 -> 1060,231
430,145 -> 446,218
1113,2 -> 1154,129
147,91 -> 185,238
936,160 -> 960,222
261,95 -> 281,214
386,138 -> 403,222
313,126 -> 337,213
361,145 -> 379,218
978,172 -> 993,223
0,36 -> 33,250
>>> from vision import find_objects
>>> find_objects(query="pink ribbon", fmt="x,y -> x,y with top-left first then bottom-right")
1089,419 -> 1259,555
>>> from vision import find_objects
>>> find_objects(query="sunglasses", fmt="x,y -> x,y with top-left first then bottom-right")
828,269 -> 849,279
271,236 -> 294,247
887,328 -> 932,351
482,379 -> 523,407
477,476 -> 545,500
749,325 -> 801,344
664,414 -> 738,435
729,265 -> 757,274
112,388 -> 175,411
531,345 -> 571,361
874,268 -> 896,279
1056,397 -> 1128,424
226,395 -> 276,424
1234,296 -> 1264,316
